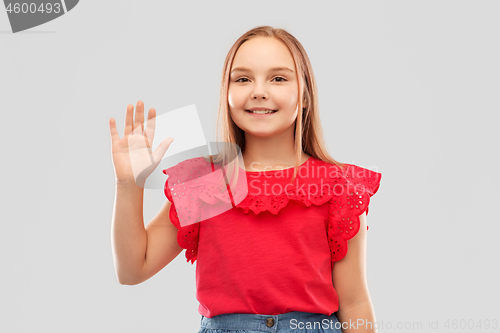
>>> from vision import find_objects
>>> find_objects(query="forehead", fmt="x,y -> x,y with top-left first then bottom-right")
231,37 -> 296,71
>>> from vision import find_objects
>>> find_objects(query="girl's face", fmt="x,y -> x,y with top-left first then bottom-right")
228,37 -> 300,138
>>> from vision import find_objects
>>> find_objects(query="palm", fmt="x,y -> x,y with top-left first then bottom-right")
109,101 -> 174,186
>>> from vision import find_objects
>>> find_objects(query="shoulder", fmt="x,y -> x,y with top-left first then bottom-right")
309,158 -> 382,196
162,156 -> 213,181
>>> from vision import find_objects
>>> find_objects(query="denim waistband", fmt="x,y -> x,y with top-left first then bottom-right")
200,311 -> 341,332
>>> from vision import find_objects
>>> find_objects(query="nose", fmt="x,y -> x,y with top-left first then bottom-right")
250,82 -> 268,100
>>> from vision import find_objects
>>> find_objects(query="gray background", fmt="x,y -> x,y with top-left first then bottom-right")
1,1 -> 499,332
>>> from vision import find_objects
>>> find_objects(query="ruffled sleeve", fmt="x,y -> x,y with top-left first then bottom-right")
162,160 -> 205,265
162,156 -> 249,265
327,164 -> 382,263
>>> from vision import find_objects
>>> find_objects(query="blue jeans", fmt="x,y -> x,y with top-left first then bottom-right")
198,311 -> 343,333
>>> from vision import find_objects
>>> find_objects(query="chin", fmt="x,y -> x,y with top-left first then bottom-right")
245,129 -> 278,138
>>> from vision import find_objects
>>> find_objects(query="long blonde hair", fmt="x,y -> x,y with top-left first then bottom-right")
201,25 -> 345,197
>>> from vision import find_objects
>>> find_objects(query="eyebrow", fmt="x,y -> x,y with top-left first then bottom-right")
230,66 -> 295,74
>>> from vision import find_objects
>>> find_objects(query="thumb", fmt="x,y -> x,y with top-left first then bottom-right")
152,137 -> 174,162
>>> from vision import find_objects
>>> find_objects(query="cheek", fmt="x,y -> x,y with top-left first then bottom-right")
228,90 -> 235,108
227,89 -> 240,120
279,88 -> 299,109
228,86 -> 243,109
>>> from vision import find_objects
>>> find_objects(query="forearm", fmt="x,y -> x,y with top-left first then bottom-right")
111,180 -> 147,285
336,300 -> 378,333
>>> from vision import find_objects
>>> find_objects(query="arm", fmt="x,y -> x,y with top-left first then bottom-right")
111,180 -> 183,285
332,212 -> 378,333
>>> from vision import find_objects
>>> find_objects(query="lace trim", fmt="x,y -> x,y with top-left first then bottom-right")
163,159 -> 381,265
164,184 -> 199,264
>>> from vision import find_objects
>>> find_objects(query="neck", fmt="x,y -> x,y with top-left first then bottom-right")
242,127 -> 309,171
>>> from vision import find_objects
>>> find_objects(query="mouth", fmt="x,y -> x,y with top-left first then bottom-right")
245,109 -> 278,115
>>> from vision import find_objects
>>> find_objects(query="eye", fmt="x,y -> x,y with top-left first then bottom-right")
235,77 -> 249,82
273,76 -> 287,82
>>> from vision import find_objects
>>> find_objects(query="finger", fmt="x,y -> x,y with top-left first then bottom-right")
152,137 -> 174,163
109,118 -> 120,144
131,120 -> 143,136
144,108 -> 156,147
134,100 -> 145,134
124,104 -> 134,137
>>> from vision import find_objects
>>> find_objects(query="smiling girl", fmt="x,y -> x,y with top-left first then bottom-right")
110,26 -> 382,333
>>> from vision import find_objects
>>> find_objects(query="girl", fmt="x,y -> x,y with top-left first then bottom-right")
109,26 -> 382,333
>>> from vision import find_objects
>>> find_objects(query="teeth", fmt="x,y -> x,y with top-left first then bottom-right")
249,110 -> 276,114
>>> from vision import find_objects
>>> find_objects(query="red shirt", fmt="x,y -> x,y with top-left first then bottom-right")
163,156 -> 381,318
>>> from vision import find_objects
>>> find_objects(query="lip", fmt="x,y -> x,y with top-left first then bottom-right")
247,107 -> 277,111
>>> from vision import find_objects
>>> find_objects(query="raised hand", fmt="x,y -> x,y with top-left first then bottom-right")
109,100 -> 174,187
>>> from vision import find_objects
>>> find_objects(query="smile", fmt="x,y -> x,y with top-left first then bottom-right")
246,110 -> 277,114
